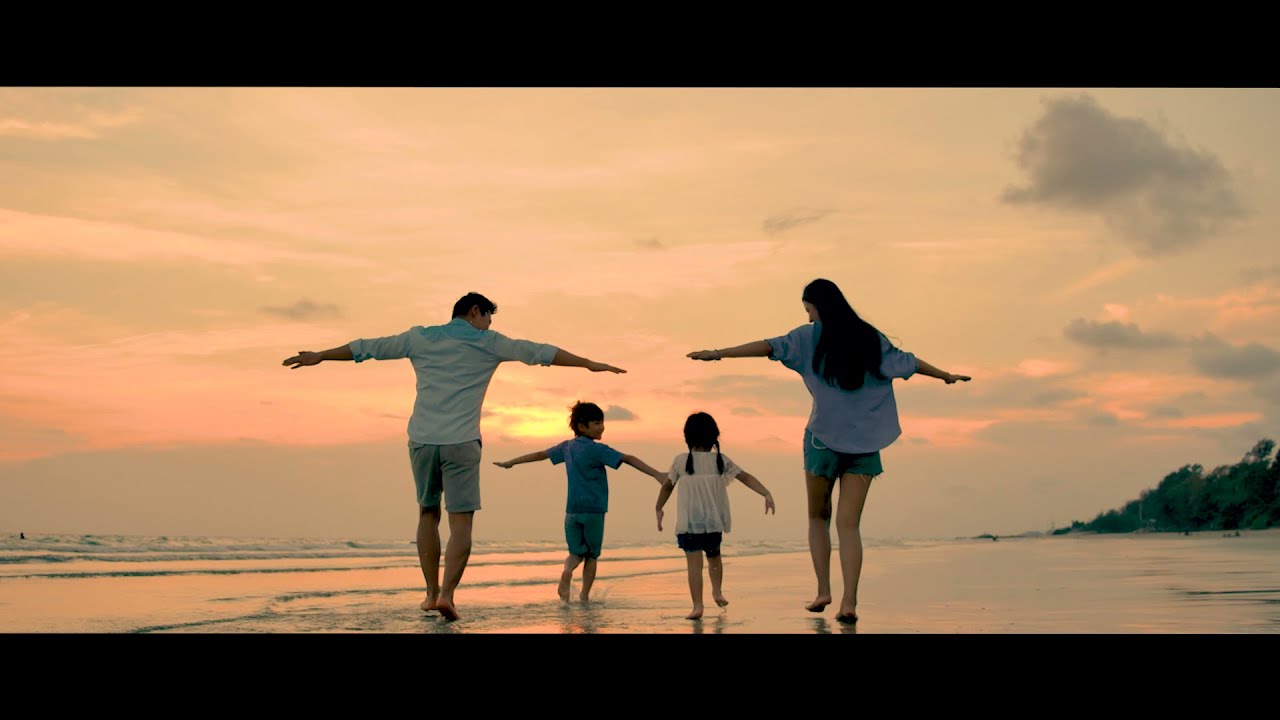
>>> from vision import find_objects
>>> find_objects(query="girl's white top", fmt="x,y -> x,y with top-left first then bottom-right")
668,451 -> 742,535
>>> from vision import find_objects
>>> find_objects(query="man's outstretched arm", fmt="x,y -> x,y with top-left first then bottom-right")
282,345 -> 354,369
550,348 -> 625,374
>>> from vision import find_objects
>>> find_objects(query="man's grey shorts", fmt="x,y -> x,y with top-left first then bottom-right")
409,440 -> 482,512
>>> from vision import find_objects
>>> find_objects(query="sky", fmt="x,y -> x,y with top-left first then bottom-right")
2,87 -> 1277,542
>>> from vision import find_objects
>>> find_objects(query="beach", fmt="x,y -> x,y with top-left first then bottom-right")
1,530 -> 1277,633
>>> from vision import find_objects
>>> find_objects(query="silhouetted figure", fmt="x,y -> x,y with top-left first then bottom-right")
687,277 -> 972,626
19,532 -> 25,540
282,291 -> 626,621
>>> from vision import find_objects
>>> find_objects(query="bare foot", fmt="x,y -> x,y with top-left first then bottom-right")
806,595 -> 832,612
686,606 -> 704,620
420,594 -> 439,613
435,596 -> 460,621
713,594 -> 729,608
579,593 -> 591,603
558,572 -> 572,603
835,605 -> 858,624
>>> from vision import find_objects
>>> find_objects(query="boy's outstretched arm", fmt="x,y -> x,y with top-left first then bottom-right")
282,345 -> 354,369
655,479 -> 675,532
493,451 -> 550,469
735,471 -> 776,515
621,454 -> 667,484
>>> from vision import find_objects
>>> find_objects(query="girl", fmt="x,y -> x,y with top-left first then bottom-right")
656,411 -> 775,620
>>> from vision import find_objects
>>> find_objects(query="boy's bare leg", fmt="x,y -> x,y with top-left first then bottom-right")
580,557 -> 598,601
559,554 -> 582,602
417,505 -> 442,612
806,472 -> 835,612
708,554 -> 728,607
435,511 -> 473,621
835,473 -> 874,622
685,551 -> 704,620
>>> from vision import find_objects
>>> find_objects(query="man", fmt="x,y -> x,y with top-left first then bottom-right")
282,292 -> 625,620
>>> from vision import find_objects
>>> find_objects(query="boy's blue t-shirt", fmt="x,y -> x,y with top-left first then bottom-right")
546,436 -> 624,513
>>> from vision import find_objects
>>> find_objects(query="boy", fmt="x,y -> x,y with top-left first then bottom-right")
494,401 -> 666,601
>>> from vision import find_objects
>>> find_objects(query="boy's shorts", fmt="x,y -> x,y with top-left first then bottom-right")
677,532 -> 723,558
565,512 -> 606,558
409,440 -> 483,512
803,429 -> 883,478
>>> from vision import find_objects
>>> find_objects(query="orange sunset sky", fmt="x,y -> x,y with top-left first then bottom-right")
2,87 -> 1277,542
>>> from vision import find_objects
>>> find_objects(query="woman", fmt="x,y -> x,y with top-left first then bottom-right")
688,278 -> 970,623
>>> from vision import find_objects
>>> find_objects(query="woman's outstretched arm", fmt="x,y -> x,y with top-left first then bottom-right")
687,340 -> 774,361
916,358 -> 971,384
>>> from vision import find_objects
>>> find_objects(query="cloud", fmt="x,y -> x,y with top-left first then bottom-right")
0,208 -> 375,271
1002,94 -> 1247,256
1063,318 -> 1181,350
604,405 -> 636,421
1030,389 -> 1086,406
1149,406 -> 1184,418
259,299 -> 343,321
1030,477 -> 1061,491
633,237 -> 665,250
1102,304 -> 1131,321
730,406 -> 764,417
682,374 -> 812,415
0,413 -> 78,462
1258,380 -> 1280,407
1015,358 -> 1074,378
762,208 -> 833,235
1240,264 -> 1280,283
0,106 -> 143,140
1187,334 -> 1280,379
1086,411 -> 1120,426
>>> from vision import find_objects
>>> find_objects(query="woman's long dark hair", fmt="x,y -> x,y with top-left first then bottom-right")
803,278 -> 886,391
683,412 -> 724,475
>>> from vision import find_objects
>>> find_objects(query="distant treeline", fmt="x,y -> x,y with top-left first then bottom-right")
1061,439 -> 1280,534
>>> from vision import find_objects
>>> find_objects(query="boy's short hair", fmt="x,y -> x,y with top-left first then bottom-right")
452,292 -> 498,319
568,401 -> 604,435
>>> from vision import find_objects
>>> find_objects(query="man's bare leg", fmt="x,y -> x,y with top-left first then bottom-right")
417,505 -> 442,612
435,511 -> 473,621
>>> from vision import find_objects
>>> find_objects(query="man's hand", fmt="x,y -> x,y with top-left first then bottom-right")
283,351 -> 322,369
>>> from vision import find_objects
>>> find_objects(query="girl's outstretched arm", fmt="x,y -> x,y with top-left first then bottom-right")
734,471 -> 776,515
687,340 -> 773,361
655,479 -> 675,531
